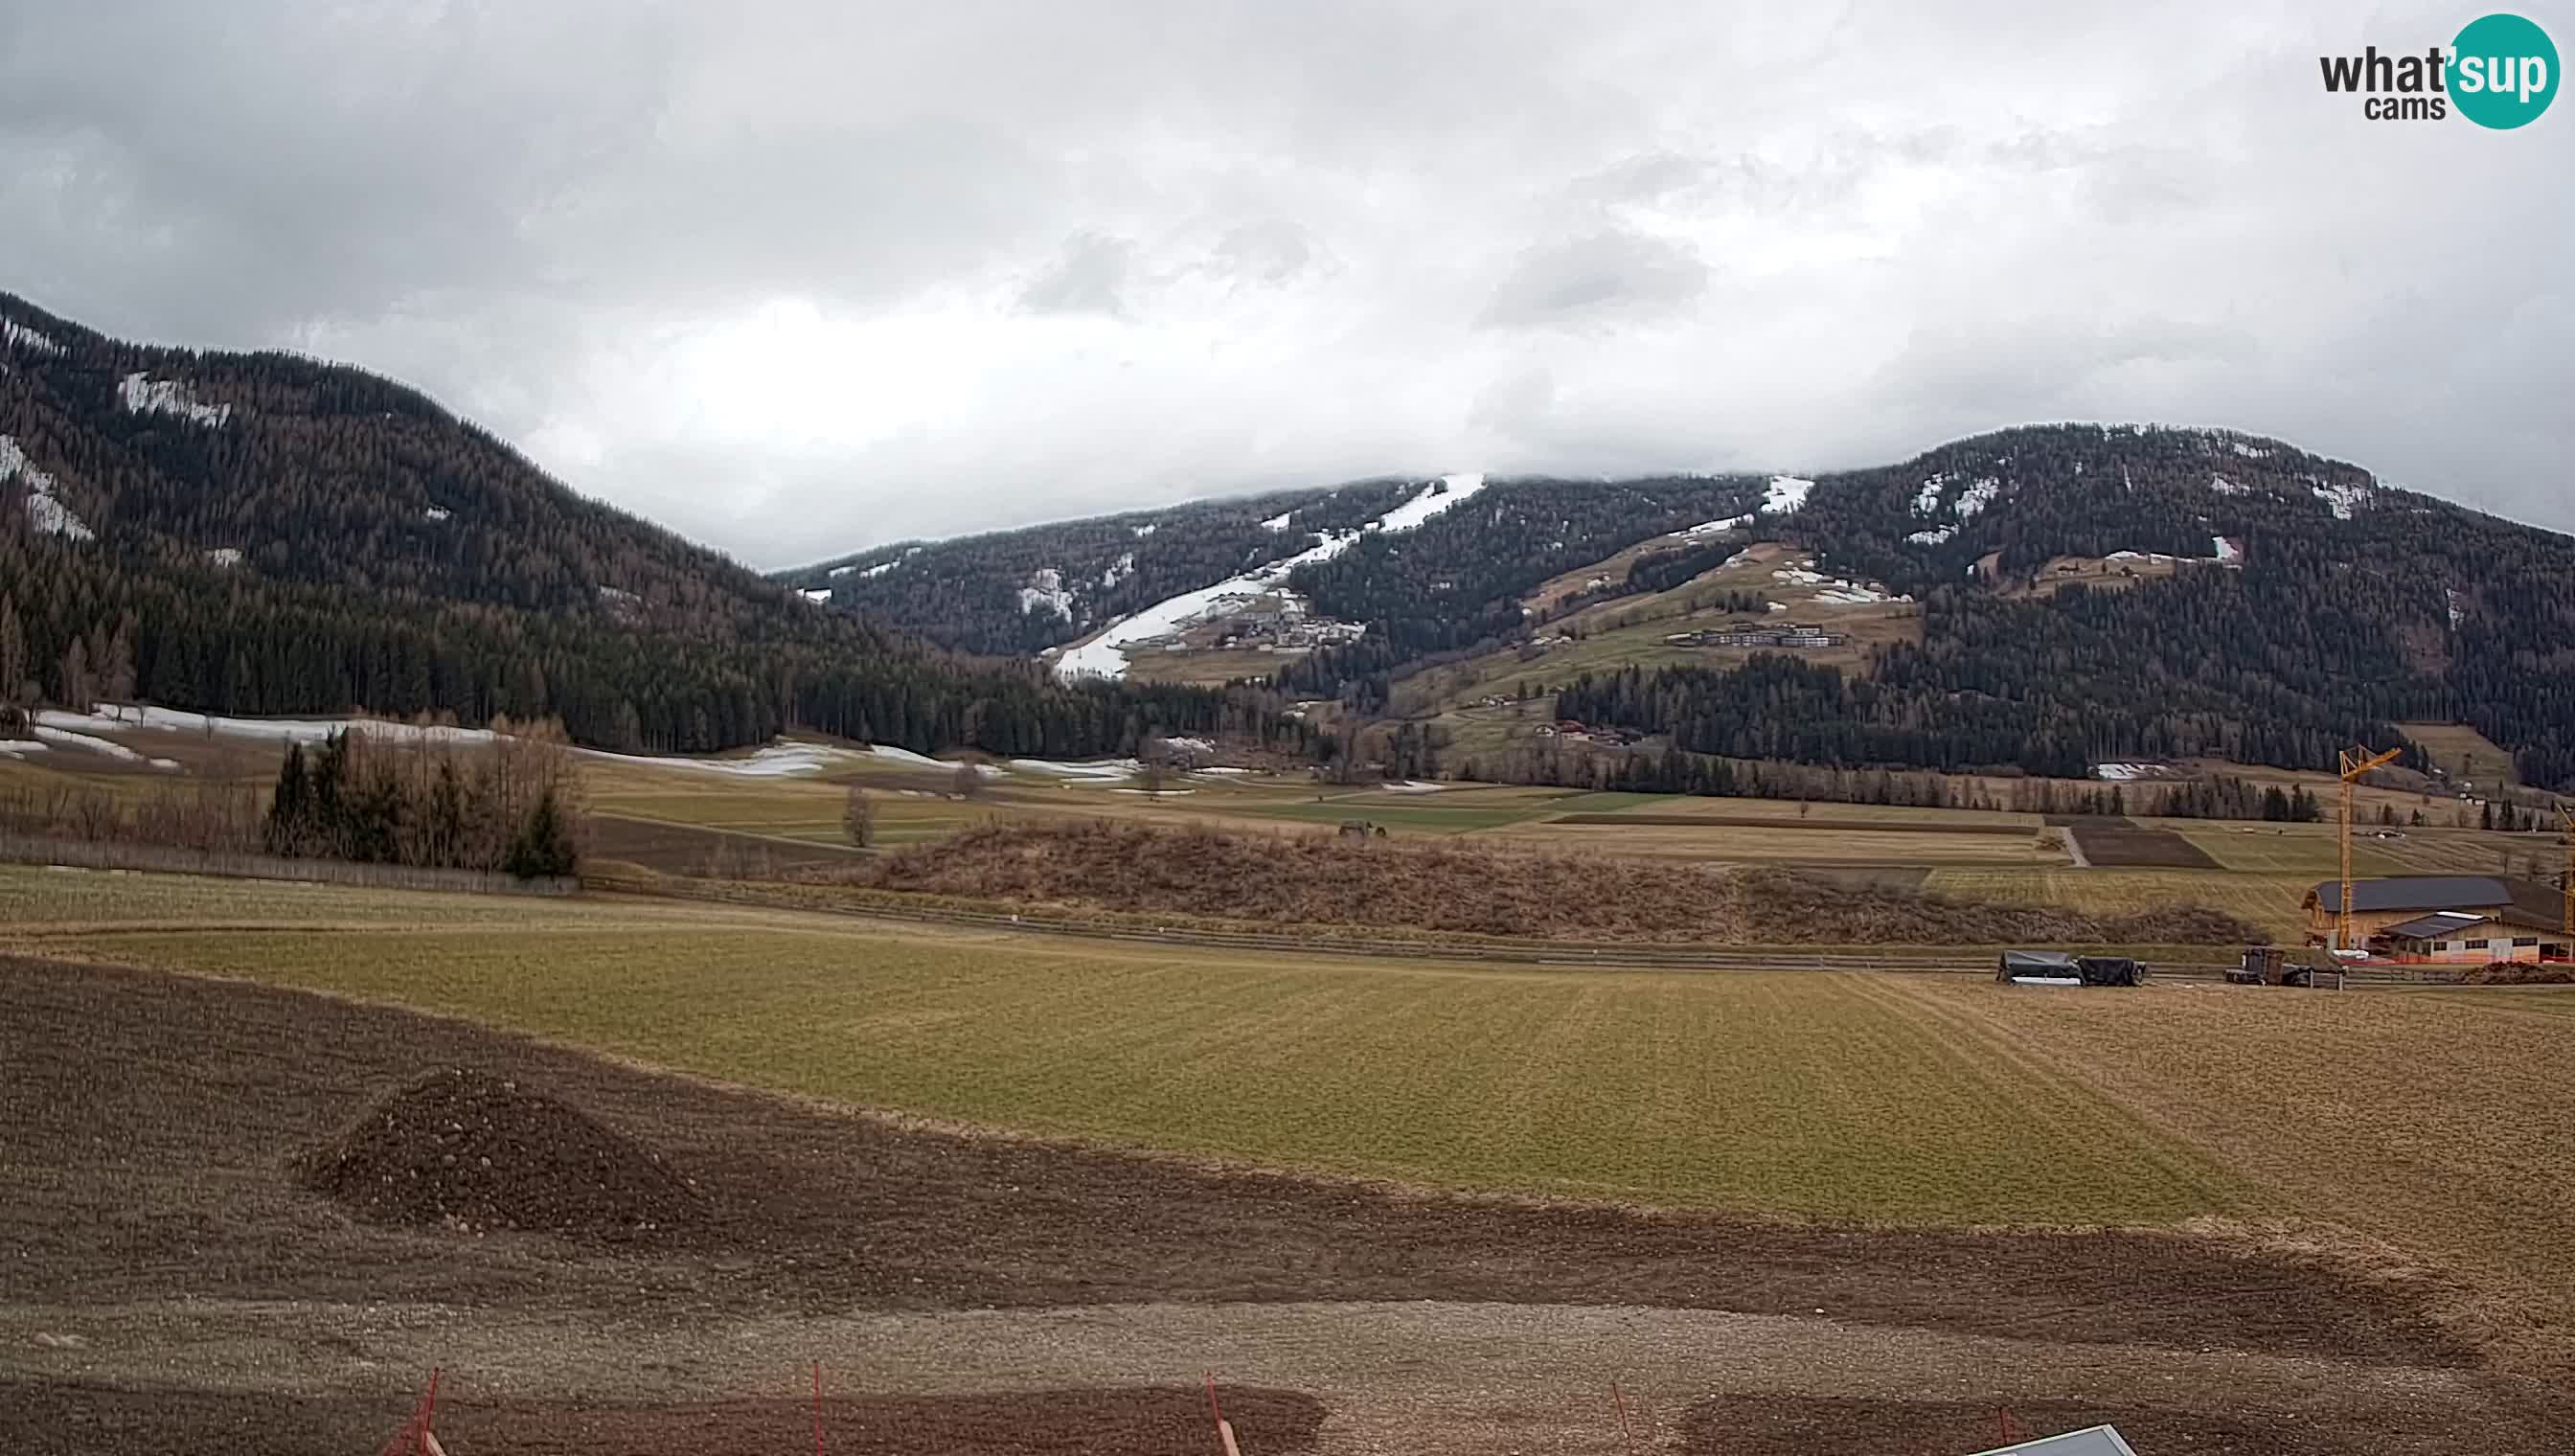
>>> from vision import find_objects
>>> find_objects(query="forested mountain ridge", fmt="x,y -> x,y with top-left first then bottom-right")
781,422 -> 2575,788
0,291 -> 1246,758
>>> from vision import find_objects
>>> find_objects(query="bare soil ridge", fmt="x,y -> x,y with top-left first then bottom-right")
823,820 -> 2262,944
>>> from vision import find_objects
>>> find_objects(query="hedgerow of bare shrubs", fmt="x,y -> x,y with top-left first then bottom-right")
818,821 -> 2262,945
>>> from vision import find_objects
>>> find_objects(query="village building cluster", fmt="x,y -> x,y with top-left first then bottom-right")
1665,621 -> 1848,650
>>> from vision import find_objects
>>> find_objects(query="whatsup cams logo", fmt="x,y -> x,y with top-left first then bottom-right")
2319,11 -> 2558,126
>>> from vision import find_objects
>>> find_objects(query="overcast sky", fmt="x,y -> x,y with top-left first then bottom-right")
4,1 -> 2568,567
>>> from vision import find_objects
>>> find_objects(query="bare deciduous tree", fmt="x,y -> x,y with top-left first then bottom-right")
843,785 -> 875,848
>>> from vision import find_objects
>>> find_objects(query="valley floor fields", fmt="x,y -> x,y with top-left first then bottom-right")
5,866 -> 2574,1452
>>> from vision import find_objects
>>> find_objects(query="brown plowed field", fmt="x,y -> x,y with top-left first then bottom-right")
4,957 -> 2566,1454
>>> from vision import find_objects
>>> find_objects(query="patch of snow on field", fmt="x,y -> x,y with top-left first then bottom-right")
3,318 -> 62,353
120,373 -> 231,427
800,587 -> 831,603
1906,526 -> 1956,546
2093,762 -> 2156,782
38,705 -> 496,747
607,742 -> 862,777
1771,564 -> 1826,585
1110,787 -> 1196,795
1380,780 -> 1445,793
865,743 -> 946,768
0,739 -> 49,756
1261,511 -> 1294,531
1761,475 -> 1813,514
2313,481 -> 2371,520
1954,477 -> 2000,518
1683,513 -> 1753,537
2,435 -> 93,541
1767,601 -> 1790,612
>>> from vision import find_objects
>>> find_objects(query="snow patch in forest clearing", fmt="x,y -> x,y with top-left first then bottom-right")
2209,474 -> 2249,497
206,548 -> 244,568
2,319 -> 62,353
2313,481 -> 2371,520
1132,523 -> 1158,536
1906,526 -> 1956,546
1017,568 -> 1075,620
2093,762 -> 2157,782
120,373 -> 231,427
1376,472 -> 1488,533
2212,535 -> 2242,565
1102,552 -> 1135,589
2231,440 -> 2270,459
1261,511 -> 1295,531
2,435 -> 92,541
1954,478 -> 2001,518
1761,476 -> 1813,514
1683,514 -> 1753,537
800,587 -> 832,603
424,507 -> 452,522
1055,483 -> 1473,682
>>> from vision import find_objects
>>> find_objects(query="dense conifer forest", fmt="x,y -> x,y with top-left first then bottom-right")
0,292 -> 1265,757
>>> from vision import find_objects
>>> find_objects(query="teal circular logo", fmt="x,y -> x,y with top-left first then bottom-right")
2450,12 -> 2558,127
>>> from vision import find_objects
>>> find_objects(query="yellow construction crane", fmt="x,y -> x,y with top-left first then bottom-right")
2337,745 -> 2404,952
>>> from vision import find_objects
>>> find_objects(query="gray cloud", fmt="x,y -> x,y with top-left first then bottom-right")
1,0 -> 2568,565
1480,231 -> 1709,329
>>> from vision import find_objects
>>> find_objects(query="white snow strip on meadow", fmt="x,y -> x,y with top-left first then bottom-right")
1197,765 -> 1254,776
1012,756 -> 1144,780
1767,602 -> 1791,612
1761,475 -> 1813,514
1380,780 -> 1445,793
864,743 -> 947,768
119,373 -> 231,428
2093,762 -> 2155,782
2,435 -> 93,541
1906,527 -> 1956,546
1055,475 -> 1480,681
34,724 -> 169,765
1110,787 -> 1196,796
0,739 -> 49,755
1683,514 -> 1753,537
2,319 -> 62,353
1954,478 -> 2000,518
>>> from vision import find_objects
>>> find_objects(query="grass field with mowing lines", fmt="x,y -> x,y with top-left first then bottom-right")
2170,824 -> 2405,876
1492,821 -> 2060,865
1926,867 -> 2313,942
1892,974 -> 2575,1376
6,869 -> 2245,1225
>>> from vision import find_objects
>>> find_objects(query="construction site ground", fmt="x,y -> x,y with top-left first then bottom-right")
6,957 -> 2569,1455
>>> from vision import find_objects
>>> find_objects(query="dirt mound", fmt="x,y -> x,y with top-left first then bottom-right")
298,1069 -> 701,1240
2455,961 -> 2575,986
817,821 -> 2263,945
